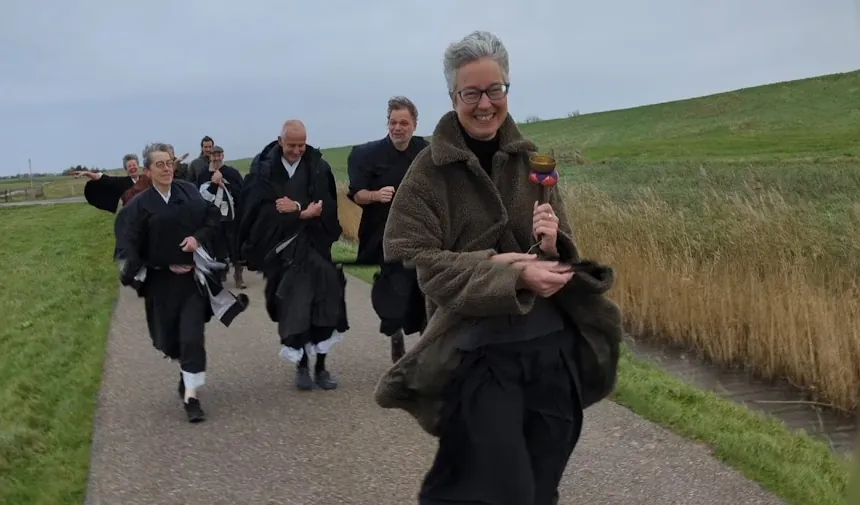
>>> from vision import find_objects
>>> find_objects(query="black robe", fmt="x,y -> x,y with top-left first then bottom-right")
84,174 -> 136,214
237,142 -> 348,350
196,165 -> 245,263
347,136 -> 428,336
115,181 -> 249,359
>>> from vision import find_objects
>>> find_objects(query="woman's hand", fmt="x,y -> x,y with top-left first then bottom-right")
72,170 -> 103,181
179,236 -> 199,252
169,265 -> 193,274
517,260 -> 574,297
533,201 -> 560,257
490,252 -> 537,264
491,252 -> 573,297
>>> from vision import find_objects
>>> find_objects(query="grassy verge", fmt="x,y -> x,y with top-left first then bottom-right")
0,204 -> 117,505
330,219 -> 852,505
615,347 -> 851,505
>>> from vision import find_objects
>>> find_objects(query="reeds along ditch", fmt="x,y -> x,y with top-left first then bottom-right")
335,181 -> 860,414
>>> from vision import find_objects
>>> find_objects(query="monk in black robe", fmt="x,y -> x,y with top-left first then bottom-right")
347,96 -> 429,363
116,143 -> 233,423
77,153 -> 148,214
238,120 -> 347,391
196,145 -> 246,288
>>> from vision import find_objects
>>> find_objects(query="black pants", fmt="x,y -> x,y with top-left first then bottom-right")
144,270 -> 208,374
371,262 -> 424,337
419,330 -> 583,505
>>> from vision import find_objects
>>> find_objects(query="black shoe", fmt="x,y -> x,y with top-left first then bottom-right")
184,398 -> 205,423
315,369 -> 338,390
296,367 -> 314,391
390,331 -> 406,363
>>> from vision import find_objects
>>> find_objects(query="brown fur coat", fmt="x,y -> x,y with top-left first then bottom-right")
376,110 -> 623,437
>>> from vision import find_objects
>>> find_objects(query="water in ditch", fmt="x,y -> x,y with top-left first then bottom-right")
625,336 -> 857,455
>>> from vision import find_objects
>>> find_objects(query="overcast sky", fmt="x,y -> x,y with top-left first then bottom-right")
1,0 -> 858,175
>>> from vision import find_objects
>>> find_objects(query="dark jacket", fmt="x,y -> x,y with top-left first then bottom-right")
174,162 -> 190,182
346,135 -> 429,266
376,111 -> 623,437
187,155 -> 209,183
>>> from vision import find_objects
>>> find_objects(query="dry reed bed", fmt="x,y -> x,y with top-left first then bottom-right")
334,181 -> 860,413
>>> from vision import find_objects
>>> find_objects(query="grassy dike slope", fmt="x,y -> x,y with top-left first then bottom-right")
0,205 -> 117,505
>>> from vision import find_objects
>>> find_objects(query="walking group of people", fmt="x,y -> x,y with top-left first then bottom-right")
76,30 -> 623,505
78,102 -> 430,420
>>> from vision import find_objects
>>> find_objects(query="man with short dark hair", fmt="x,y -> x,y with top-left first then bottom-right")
347,96 -> 429,362
187,136 -> 214,183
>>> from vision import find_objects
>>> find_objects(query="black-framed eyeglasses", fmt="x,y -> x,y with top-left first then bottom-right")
456,83 -> 510,105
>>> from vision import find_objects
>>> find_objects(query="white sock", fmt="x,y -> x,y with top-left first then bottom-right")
184,387 -> 197,403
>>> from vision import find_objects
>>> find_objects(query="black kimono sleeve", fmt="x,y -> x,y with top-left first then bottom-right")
195,168 -> 214,189
174,163 -> 190,182
223,166 -> 245,196
236,178 -> 303,270
84,175 -> 134,214
346,144 -> 373,203
317,161 -> 343,247
191,199 -> 224,252
114,195 -> 148,286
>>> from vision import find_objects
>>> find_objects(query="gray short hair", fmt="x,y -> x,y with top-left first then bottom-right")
141,143 -> 171,169
443,31 -> 510,95
122,154 -> 139,170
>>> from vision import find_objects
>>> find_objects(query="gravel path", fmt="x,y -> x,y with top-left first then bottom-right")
83,272 -> 786,505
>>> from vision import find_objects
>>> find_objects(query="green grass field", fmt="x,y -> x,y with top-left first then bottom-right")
3,69 -> 857,505
0,205 -> 117,505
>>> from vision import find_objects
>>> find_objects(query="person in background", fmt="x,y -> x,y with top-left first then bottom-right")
116,142 -> 248,423
238,120 -> 347,391
166,144 -> 191,181
197,145 -> 247,288
186,136 -> 214,183
378,31 -> 622,505
76,154 -> 151,214
347,96 -> 429,363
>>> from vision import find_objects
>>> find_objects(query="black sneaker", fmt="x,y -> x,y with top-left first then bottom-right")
315,370 -> 338,390
295,367 -> 314,391
184,398 -> 205,423
390,331 -> 406,363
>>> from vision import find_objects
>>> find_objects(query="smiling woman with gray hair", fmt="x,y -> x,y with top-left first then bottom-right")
115,142 -> 247,423
77,153 -> 149,214
377,31 -> 622,505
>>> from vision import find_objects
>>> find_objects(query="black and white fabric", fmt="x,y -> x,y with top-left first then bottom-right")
120,245 -> 249,327
199,181 -> 236,221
